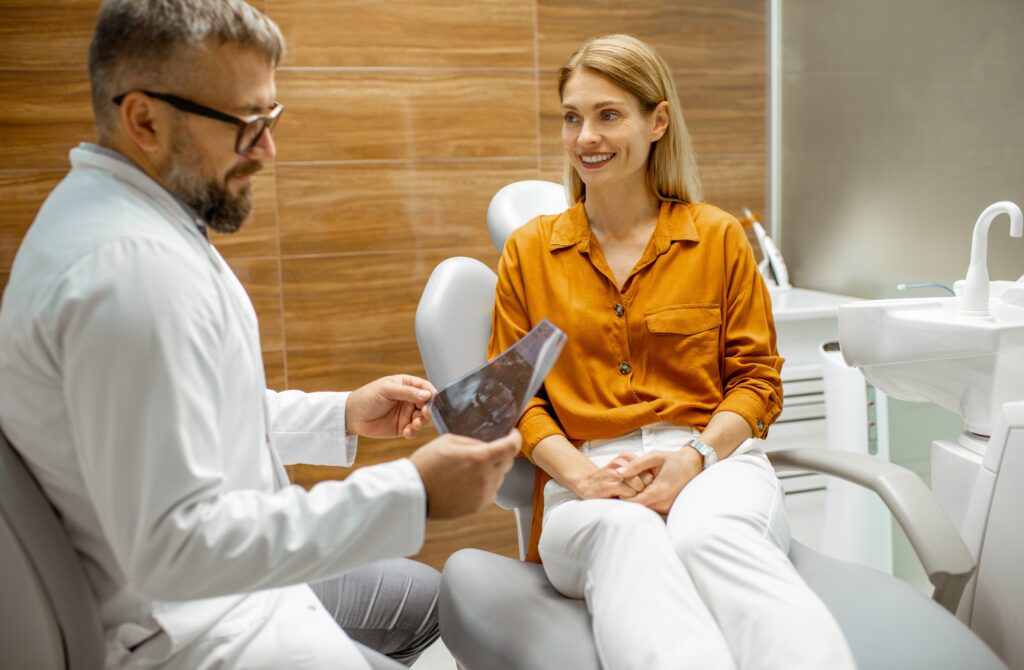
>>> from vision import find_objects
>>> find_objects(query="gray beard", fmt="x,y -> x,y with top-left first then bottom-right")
161,130 -> 259,234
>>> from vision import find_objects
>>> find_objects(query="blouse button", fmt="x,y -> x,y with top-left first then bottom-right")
619,361 -> 632,375
613,303 -> 625,317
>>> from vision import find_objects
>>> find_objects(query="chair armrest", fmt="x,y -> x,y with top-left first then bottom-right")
769,448 -> 975,613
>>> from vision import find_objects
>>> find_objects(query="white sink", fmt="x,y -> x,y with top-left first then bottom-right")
838,296 -> 1024,436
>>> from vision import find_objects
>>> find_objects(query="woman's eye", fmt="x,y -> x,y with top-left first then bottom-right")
563,113 -> 579,124
601,111 -> 619,121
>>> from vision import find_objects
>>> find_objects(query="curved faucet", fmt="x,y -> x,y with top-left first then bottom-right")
962,201 -> 1023,314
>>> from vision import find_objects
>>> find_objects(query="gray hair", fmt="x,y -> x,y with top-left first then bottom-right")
88,0 -> 286,138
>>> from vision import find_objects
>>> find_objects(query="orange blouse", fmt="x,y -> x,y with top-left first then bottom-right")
489,200 -> 784,460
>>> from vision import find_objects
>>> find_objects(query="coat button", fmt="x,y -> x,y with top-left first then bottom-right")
619,361 -> 632,375
757,419 -> 765,432
613,303 -> 625,317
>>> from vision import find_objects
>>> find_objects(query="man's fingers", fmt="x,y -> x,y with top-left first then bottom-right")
487,431 -> 522,461
398,374 -> 437,394
380,382 -> 433,407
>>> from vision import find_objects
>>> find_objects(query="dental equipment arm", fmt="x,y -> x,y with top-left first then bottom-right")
769,448 -> 975,614
742,208 -> 790,289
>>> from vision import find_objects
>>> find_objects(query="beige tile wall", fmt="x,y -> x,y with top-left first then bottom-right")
0,0 -> 766,568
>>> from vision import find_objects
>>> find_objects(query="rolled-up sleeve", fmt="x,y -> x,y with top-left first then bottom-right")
714,221 -> 784,438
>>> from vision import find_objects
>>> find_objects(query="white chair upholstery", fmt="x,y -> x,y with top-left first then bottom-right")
486,180 -> 568,253
0,429 -> 105,670
415,180 -> 1008,670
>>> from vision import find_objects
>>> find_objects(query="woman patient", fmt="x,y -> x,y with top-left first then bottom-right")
489,34 -> 855,670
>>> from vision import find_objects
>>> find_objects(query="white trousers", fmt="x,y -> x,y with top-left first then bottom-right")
539,424 -> 856,670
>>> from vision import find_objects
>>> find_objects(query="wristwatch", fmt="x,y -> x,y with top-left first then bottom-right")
684,436 -> 717,470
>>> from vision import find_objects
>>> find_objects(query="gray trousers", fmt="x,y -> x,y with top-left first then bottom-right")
309,558 -> 441,668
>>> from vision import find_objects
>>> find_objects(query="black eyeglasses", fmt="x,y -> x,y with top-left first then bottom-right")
112,90 -> 284,155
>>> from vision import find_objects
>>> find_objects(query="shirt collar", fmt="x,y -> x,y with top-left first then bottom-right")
549,199 -> 701,253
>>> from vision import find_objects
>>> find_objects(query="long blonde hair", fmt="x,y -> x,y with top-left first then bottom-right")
558,34 -> 702,205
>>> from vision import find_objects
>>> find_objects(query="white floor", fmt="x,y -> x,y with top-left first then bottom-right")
411,638 -> 457,670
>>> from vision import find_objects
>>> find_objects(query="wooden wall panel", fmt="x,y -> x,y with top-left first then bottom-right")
0,1 -> 97,69
1,0 -> 766,573
224,256 -> 285,352
281,247 -> 493,349
0,70 -> 95,169
274,70 -> 537,162
263,349 -> 286,390
276,161 -> 534,256
537,0 -> 765,71
269,0 -> 534,68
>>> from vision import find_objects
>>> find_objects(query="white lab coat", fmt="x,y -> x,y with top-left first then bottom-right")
0,144 -> 426,667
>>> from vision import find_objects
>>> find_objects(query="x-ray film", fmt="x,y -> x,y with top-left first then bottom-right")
428,319 -> 566,442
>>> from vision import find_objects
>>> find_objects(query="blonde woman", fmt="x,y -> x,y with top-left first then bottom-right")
489,35 -> 855,670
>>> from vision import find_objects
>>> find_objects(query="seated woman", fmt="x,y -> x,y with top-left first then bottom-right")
489,34 -> 855,670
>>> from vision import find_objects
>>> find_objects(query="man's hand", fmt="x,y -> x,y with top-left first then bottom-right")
409,431 -> 521,519
616,448 -> 703,514
346,375 -> 437,439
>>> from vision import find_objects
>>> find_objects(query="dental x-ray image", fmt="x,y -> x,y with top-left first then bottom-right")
428,319 -> 566,442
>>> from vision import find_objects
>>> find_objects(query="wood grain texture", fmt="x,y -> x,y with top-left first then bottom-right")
287,338 -> 427,391
268,0 -> 534,68
263,349 -> 286,390
0,70 -> 95,169
276,161 -> 536,256
281,247 -> 495,349
209,167 -> 280,259
274,70 -> 537,162
223,256 -> 285,351
0,271 -> 8,298
539,70 -> 766,159
537,0 -> 764,71
0,1 -> 98,69
417,506 -> 519,570
0,170 -> 67,269
698,153 -> 766,221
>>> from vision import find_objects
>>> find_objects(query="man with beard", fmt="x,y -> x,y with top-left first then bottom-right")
0,1 -> 520,669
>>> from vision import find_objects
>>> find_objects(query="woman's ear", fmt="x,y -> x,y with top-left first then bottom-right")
650,100 -> 670,142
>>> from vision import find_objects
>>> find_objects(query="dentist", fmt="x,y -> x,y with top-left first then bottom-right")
0,1 -> 519,669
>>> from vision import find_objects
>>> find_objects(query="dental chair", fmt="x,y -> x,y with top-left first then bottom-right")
0,428 -> 105,669
415,180 -> 1008,669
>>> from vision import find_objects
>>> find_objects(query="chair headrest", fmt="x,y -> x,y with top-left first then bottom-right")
486,180 -> 569,253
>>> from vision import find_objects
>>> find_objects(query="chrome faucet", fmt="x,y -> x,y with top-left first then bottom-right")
962,201 -> 1023,314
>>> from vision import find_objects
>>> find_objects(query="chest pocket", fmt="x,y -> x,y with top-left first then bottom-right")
646,304 -> 721,336
644,304 -> 722,393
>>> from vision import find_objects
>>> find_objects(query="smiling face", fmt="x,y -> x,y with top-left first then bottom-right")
560,69 -> 668,197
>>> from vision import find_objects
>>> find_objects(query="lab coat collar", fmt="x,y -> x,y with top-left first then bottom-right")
70,143 -> 213,250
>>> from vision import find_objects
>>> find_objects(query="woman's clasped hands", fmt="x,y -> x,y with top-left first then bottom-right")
584,448 -> 705,515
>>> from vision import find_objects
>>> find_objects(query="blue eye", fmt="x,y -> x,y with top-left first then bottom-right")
563,113 -> 579,124
601,111 -> 619,121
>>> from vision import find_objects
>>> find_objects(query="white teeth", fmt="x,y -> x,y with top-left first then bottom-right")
581,153 -> 613,164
